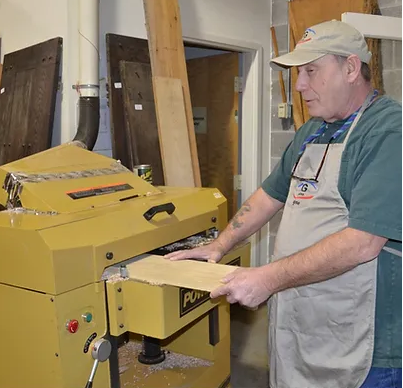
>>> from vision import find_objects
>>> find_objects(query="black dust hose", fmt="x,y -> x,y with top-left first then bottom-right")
73,96 -> 100,151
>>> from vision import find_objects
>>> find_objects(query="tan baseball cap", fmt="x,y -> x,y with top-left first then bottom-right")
270,20 -> 372,71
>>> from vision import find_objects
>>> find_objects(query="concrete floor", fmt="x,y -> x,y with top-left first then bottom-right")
230,304 -> 269,388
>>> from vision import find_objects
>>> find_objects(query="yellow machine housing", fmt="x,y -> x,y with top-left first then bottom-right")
0,144 -> 250,388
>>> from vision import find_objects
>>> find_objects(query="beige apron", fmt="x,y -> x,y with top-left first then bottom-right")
269,97 -> 377,388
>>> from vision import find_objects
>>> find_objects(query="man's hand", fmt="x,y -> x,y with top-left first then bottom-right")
164,241 -> 226,263
210,266 -> 273,308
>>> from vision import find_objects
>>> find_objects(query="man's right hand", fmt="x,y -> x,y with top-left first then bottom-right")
164,241 -> 226,263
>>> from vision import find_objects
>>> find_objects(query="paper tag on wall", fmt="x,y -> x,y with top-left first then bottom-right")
135,104 -> 143,110
193,107 -> 207,134
0,88 -> 5,94
114,82 -> 122,89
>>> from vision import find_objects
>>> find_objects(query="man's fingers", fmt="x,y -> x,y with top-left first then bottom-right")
164,250 -> 194,261
210,284 -> 230,299
221,271 -> 236,283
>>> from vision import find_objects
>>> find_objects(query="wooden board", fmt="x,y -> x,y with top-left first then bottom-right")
0,37 -> 62,165
143,0 -> 201,187
106,34 -> 150,169
120,61 -> 164,185
153,76 -> 194,187
127,255 -> 237,292
187,53 -> 240,219
288,0 -> 383,130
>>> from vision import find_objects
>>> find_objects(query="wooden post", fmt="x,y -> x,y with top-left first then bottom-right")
143,0 -> 202,187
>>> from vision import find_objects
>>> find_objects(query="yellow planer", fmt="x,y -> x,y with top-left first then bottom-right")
0,143 -> 250,388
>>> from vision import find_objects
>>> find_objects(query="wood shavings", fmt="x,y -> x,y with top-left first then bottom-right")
130,278 -> 166,287
162,236 -> 215,252
118,341 -> 213,386
105,273 -> 130,284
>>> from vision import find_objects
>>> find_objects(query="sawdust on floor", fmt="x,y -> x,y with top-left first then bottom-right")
118,341 -> 212,387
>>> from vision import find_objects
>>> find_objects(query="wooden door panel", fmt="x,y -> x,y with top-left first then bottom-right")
208,53 -> 239,219
5,69 -> 34,162
106,34 -> 150,169
0,37 -> 62,165
187,57 -> 209,186
187,52 -> 239,219
120,61 -> 164,185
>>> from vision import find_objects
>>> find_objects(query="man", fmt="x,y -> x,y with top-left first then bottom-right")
166,20 -> 402,388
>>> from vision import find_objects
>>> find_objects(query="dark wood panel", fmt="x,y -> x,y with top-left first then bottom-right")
120,61 -> 164,185
187,53 -> 239,219
187,57 -> 209,187
0,37 -> 62,165
106,34 -> 151,169
4,69 -> 34,162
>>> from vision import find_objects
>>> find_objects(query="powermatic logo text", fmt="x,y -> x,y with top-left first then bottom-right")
179,289 -> 210,317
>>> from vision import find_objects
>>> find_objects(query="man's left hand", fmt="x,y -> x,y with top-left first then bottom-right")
210,267 -> 273,308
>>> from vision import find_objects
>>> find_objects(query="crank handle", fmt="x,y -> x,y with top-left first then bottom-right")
84,339 -> 112,388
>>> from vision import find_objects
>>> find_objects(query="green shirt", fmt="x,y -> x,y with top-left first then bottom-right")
262,96 -> 402,368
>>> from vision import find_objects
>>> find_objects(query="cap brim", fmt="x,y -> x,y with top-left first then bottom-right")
270,51 -> 326,71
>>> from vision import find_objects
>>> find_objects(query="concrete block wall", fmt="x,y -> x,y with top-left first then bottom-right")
268,0 -> 402,258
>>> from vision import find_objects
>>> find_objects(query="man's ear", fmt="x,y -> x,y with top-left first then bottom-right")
345,55 -> 362,83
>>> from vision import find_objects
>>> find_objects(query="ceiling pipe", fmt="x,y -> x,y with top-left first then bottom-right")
72,0 -> 100,150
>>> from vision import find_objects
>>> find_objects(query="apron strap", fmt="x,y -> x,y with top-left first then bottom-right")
382,246 -> 402,257
343,90 -> 378,145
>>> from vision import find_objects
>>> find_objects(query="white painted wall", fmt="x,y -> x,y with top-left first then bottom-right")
0,0 -> 80,145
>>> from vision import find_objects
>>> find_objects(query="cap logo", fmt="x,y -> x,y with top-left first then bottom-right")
298,28 -> 316,45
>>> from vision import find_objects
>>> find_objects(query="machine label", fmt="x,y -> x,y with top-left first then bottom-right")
179,257 -> 241,317
83,332 -> 97,353
67,182 -> 133,200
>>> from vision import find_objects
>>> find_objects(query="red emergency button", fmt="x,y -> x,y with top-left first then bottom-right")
66,319 -> 79,333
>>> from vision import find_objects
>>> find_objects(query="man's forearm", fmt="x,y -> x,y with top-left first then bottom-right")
265,227 -> 387,294
216,188 -> 284,253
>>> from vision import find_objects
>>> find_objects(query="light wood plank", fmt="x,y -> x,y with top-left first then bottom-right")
342,13 -> 402,40
143,0 -> 201,187
127,255 -> 237,292
153,76 -> 195,187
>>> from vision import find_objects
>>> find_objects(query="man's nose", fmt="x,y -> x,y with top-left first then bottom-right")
295,73 -> 307,92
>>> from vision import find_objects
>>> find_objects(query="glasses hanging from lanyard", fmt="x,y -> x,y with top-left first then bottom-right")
291,90 -> 379,182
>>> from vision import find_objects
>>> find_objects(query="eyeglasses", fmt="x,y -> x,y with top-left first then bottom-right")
291,142 -> 331,182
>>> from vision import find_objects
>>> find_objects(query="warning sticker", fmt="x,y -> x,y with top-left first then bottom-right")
67,182 -> 133,200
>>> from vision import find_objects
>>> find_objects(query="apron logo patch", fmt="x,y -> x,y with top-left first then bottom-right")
293,181 -> 318,205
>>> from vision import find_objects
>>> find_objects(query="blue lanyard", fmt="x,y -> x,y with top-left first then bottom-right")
297,90 -> 378,156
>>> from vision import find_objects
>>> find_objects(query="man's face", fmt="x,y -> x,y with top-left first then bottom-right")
296,55 -> 349,122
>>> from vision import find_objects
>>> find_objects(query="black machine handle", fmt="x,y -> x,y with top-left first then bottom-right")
143,202 -> 176,221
